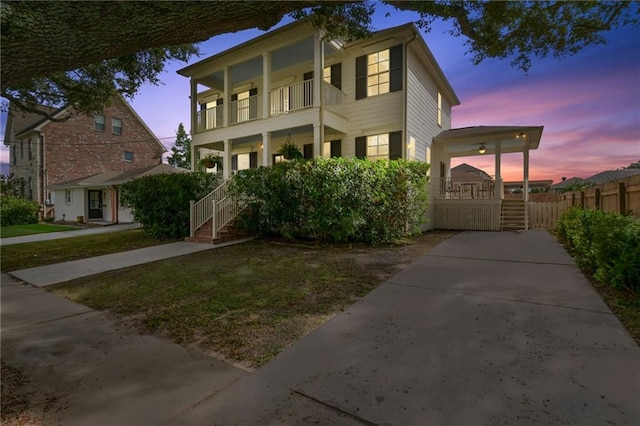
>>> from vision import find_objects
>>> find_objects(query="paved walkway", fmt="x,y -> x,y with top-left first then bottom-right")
2,231 -> 638,425
0,223 -> 141,246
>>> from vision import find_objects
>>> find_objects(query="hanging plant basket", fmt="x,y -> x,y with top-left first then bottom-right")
200,154 -> 223,169
278,133 -> 303,160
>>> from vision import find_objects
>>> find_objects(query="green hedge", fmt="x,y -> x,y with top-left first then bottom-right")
120,172 -> 220,239
1,197 -> 40,226
230,158 -> 429,243
556,207 -> 640,293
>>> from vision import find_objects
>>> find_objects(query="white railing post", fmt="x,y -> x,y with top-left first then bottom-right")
212,199 -> 218,240
189,200 -> 195,237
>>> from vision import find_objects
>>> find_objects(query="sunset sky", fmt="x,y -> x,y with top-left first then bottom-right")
2,3 -> 638,183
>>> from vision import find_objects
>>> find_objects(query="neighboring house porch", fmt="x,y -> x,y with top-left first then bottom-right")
49,164 -> 187,224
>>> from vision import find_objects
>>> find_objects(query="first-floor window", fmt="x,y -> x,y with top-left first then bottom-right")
65,189 -> 72,205
367,134 -> 389,161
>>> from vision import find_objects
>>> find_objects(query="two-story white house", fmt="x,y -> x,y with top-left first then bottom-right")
178,20 -> 543,240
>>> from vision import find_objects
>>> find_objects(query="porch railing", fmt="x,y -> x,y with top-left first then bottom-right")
433,177 -> 496,200
189,178 -> 246,240
196,104 -> 223,131
323,81 -> 346,114
270,79 -> 314,116
229,93 -> 262,125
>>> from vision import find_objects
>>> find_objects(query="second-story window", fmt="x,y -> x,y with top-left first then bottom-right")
112,118 -> 123,135
437,92 -> 443,126
356,45 -> 402,100
94,114 -> 105,132
367,49 -> 390,97
123,151 -> 134,162
322,63 -> 342,90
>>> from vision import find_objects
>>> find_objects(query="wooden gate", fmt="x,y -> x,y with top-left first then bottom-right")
528,200 -> 567,230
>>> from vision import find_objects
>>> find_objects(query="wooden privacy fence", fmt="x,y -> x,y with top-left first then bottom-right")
561,174 -> 640,215
528,174 -> 640,230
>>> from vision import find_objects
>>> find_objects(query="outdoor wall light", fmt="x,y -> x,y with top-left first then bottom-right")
478,144 -> 486,154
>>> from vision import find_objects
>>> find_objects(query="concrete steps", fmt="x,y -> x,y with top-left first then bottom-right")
501,199 -> 527,231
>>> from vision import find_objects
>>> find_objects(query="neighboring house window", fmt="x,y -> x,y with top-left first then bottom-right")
355,131 -> 402,160
65,189 -> 72,205
355,45 -> 402,100
123,151 -> 134,162
112,118 -> 123,135
20,140 -> 24,158
11,144 -> 16,165
28,177 -> 33,200
94,114 -> 105,132
28,139 -> 32,161
437,92 -> 443,126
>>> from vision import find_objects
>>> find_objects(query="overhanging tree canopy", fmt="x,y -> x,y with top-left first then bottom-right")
2,1 -> 637,118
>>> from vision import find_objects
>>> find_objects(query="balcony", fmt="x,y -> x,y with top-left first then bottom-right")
195,80 -> 346,133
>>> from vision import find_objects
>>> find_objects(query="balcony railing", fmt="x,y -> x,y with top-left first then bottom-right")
230,93 -> 262,125
196,79 -> 347,132
433,177 -> 496,200
270,79 -> 314,116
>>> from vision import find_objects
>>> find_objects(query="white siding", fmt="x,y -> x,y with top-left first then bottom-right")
54,188 -> 86,222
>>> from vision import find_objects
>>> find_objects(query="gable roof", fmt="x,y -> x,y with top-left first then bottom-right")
6,97 -> 166,153
48,164 -> 188,190
584,168 -> 640,185
451,163 -> 492,181
3,104 -> 61,145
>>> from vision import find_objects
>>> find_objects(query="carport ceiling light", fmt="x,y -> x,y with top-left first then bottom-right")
478,144 -> 486,154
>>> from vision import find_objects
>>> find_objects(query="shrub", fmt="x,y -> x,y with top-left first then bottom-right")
556,207 -> 640,293
120,172 -> 220,239
1,197 -> 40,226
230,158 -> 429,243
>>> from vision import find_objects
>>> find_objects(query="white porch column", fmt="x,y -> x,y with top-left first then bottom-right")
494,141 -> 503,199
313,124 -> 323,158
262,53 -> 271,119
223,67 -> 230,127
313,32 -> 324,157
190,79 -> 198,140
262,132 -> 271,167
223,140 -> 231,179
523,147 -> 530,201
313,32 -> 324,108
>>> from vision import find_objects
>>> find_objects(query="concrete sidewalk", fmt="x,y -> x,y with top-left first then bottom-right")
10,238 -> 253,287
2,231 -> 638,425
176,231 -> 640,425
0,222 -> 141,246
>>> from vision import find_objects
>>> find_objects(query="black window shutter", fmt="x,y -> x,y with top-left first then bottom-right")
390,44 -> 403,92
303,143 -> 313,159
200,103 -> 206,111
249,152 -> 258,168
249,88 -> 257,96
355,136 -> 367,158
330,139 -> 342,157
231,94 -> 238,101
303,71 -> 313,80
355,55 -> 367,100
231,154 -> 238,171
389,131 -> 402,160
331,63 -> 342,90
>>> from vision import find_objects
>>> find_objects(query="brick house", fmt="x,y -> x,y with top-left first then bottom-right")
3,97 -> 166,221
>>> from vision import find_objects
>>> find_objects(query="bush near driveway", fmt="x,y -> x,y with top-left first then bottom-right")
230,158 -> 429,244
120,172 -> 220,239
0,197 -> 40,226
556,207 -> 640,293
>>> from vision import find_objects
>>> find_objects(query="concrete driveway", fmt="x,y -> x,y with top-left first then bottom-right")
2,231 -> 638,425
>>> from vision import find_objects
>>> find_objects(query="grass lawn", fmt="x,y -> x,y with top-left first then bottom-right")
0,223 -> 80,238
0,230 -> 175,271
52,232 -> 456,369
